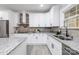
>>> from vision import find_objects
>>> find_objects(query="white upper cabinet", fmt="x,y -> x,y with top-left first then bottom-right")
44,5 -> 60,27
29,5 -> 60,27
49,5 -> 60,26
29,13 -> 39,27
29,13 -> 46,27
49,8 -> 54,27
39,13 -> 45,27
44,13 -> 50,27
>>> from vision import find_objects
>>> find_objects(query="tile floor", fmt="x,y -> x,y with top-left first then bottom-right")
27,45 -> 51,55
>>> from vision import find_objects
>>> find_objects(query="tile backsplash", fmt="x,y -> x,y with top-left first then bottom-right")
61,29 -> 79,37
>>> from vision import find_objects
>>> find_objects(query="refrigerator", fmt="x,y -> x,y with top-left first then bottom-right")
0,20 -> 9,38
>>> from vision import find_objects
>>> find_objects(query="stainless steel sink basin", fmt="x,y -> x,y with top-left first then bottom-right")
54,35 -> 73,40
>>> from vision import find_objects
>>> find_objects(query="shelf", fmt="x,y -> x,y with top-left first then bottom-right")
67,27 -> 79,29
64,5 -> 79,28
65,14 -> 79,21
64,5 -> 79,19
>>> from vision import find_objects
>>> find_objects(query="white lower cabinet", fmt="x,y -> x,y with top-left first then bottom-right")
47,36 -> 62,55
27,34 -> 47,44
8,34 -> 62,55
8,34 -> 47,55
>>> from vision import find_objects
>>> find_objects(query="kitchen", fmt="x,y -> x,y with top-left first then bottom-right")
0,4 -> 79,55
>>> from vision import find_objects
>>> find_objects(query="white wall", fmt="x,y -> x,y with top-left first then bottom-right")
0,10 -> 9,20
8,11 -> 19,34
0,10 -> 19,34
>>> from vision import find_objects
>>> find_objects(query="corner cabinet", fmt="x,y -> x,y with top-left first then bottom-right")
64,4 -> 79,29
48,5 -> 60,27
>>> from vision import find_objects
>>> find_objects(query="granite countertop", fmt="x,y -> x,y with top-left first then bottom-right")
0,37 -> 26,55
48,33 -> 79,52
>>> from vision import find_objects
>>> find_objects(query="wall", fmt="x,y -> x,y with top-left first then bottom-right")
0,10 -> 9,20
0,10 -> 19,34
68,29 -> 79,37
8,11 -> 19,34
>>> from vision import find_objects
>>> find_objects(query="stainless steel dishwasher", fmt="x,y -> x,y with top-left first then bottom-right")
62,44 -> 79,55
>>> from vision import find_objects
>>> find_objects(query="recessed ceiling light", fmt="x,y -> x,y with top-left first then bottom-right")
40,4 -> 44,7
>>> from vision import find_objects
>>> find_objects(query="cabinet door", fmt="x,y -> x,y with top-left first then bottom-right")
69,18 -> 77,28
47,36 -> 62,55
27,34 -> 47,44
29,14 -> 39,27
40,34 -> 47,43
47,36 -> 52,52
52,6 -> 60,26
64,20 -> 68,27
39,14 -> 44,27
65,11 -> 70,18
77,17 -> 79,28
50,37 -> 62,55
27,34 -> 37,43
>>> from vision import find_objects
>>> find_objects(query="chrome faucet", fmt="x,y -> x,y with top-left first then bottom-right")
65,27 -> 73,39
65,27 -> 69,37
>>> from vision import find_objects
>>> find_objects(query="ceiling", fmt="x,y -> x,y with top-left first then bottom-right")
0,4 -> 54,12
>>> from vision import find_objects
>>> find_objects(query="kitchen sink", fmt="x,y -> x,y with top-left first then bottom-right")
54,35 -> 73,40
